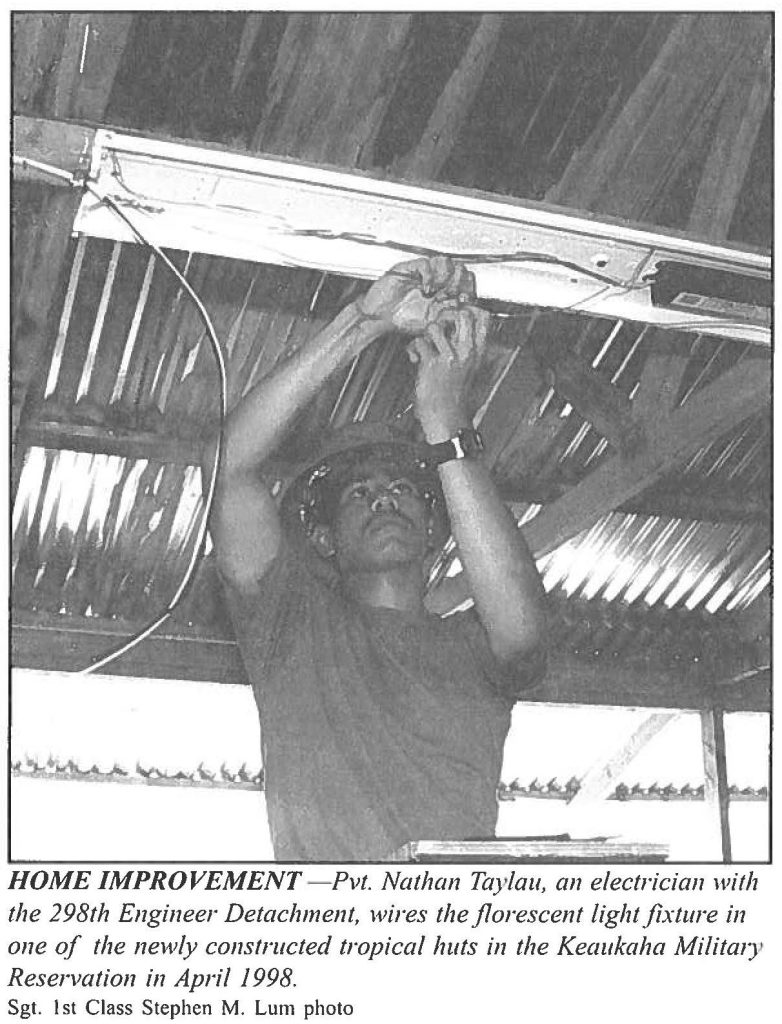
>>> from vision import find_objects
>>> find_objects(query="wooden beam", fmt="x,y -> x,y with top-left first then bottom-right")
13,115 -> 95,184
253,13 -> 414,167
396,14 -> 504,180
16,421 -> 201,462
10,613 -> 770,713
51,14 -> 134,121
524,356 -> 769,559
700,707 -> 732,861
633,37 -> 770,425
615,490 -> 769,527
12,614 -> 246,687
13,14 -> 69,112
631,328 -> 690,422
540,655 -> 767,714
231,13 -> 266,94
12,192 -> 82,442
477,343 -> 545,467
541,349 -> 644,456
15,416 -> 769,524
568,712 -> 676,807
548,14 -> 770,222
688,38 -> 771,240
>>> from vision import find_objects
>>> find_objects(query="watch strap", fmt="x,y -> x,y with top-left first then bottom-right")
425,427 -> 484,467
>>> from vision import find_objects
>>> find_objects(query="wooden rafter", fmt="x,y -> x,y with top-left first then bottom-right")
632,37 -> 770,427
10,612 -> 770,713
536,347 -> 643,457
568,712 -> 676,808
525,356 -> 769,558
631,328 -> 690,422
12,16 -> 133,446
548,13 -> 770,222
396,14 -> 504,180
230,13 -> 266,95
252,13 -> 414,167
688,38 -> 771,241
54,14 -> 134,121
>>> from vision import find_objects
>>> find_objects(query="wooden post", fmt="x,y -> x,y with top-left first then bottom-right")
700,705 -> 732,862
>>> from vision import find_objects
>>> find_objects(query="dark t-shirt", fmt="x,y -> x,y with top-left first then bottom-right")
224,537 -> 527,861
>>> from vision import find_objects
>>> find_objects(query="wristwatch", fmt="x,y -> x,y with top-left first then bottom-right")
425,427 -> 484,466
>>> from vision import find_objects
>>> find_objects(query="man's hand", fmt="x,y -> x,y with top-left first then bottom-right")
360,256 -> 477,335
408,303 -> 490,441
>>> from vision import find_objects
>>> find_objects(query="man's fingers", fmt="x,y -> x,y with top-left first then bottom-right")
406,335 -> 436,365
427,305 -> 486,363
451,307 -> 478,362
473,307 -> 490,359
427,255 -> 454,293
424,318 -> 457,361
453,263 -> 477,301
387,257 -> 429,290
388,257 -> 477,300
462,267 -> 477,299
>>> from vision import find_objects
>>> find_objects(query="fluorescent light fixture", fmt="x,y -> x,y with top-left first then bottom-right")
73,129 -> 770,346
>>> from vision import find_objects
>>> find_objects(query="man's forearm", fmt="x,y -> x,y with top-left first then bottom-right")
419,405 -> 546,661
437,458 -> 547,659
221,300 -> 387,476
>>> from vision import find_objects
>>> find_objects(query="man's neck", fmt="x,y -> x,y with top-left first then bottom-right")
341,565 -> 426,614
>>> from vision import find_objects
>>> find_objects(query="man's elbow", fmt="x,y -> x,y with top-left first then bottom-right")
490,614 -> 550,694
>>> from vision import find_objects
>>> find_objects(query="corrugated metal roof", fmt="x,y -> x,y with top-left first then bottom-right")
536,510 -> 767,613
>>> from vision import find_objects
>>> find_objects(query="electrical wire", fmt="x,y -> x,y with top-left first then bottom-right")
12,155 -> 81,185
13,154 -> 228,676
76,183 -> 228,675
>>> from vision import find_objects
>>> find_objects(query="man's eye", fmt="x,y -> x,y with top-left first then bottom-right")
348,484 -> 370,500
391,481 -> 416,497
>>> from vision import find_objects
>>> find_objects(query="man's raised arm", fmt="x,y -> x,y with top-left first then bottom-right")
411,300 -> 548,668
205,259 -> 464,593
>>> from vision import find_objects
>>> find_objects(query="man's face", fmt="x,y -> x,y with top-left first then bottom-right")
327,460 -> 430,574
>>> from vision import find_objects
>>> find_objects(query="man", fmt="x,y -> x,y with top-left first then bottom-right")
210,257 -> 547,861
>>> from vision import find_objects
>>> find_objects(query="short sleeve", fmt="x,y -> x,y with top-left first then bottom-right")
219,525 -> 333,675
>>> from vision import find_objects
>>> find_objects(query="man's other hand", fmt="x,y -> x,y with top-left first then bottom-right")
360,256 -> 477,335
408,303 -> 490,439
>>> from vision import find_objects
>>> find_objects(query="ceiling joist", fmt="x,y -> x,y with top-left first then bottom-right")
11,613 -> 770,713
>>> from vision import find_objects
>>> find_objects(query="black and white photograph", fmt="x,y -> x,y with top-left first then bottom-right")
10,10 -> 771,867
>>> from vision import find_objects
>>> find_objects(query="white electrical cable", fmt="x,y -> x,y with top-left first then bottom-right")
13,153 -> 228,675
76,183 -> 228,675
12,154 -> 80,185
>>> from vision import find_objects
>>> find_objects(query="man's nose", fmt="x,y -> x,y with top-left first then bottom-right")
370,490 -> 399,513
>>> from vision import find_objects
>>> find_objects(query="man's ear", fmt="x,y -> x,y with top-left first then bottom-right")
309,524 -> 336,559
